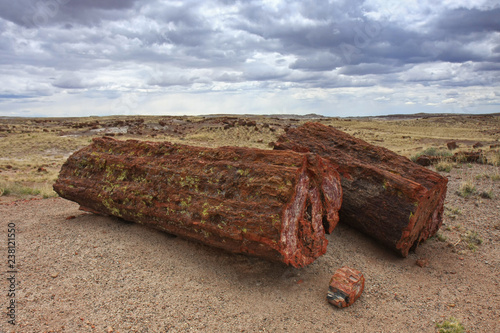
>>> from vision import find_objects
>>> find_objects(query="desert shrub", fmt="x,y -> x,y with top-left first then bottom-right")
479,190 -> 494,199
0,181 -> 54,198
411,147 -> 452,162
435,160 -> 453,172
435,232 -> 447,242
454,153 -> 468,164
436,317 -> 465,333
0,183 -> 12,196
422,147 -> 452,157
18,186 -> 40,196
457,180 -> 476,198
461,230 -> 483,252
488,150 -> 500,166
444,206 -> 461,219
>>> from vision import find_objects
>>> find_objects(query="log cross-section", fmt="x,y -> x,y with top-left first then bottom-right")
274,122 -> 448,257
53,137 -> 342,268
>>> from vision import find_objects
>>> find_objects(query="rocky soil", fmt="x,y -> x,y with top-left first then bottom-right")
0,163 -> 498,332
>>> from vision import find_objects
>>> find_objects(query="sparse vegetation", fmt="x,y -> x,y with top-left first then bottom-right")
444,206 -> 462,219
183,125 -> 282,149
0,114 -> 498,331
411,147 -> 452,162
435,317 -> 465,333
457,179 -> 476,198
488,150 -> 500,166
461,230 -> 483,252
454,152 -> 468,164
435,232 -> 447,242
479,189 -> 494,199
1,114 -> 500,203
435,160 -> 453,172
492,172 -> 500,181
0,181 -> 57,199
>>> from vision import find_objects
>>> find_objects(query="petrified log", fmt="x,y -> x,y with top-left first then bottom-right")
447,141 -> 458,150
416,151 -> 486,166
273,123 -> 448,257
415,155 -> 433,167
472,142 -> 483,149
53,137 -> 342,268
453,151 -> 486,163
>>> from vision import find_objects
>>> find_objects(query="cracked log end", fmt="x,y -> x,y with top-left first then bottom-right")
274,122 -> 448,257
53,137 -> 342,268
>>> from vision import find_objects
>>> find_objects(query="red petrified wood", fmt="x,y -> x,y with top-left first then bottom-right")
53,137 -> 342,268
274,122 -> 448,257
327,266 -> 365,308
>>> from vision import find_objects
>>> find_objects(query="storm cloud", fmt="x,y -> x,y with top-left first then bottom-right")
0,0 -> 498,117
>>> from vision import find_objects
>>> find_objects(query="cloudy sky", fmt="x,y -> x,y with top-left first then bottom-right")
0,0 -> 499,117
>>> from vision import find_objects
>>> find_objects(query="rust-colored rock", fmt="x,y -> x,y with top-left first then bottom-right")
416,258 -> 429,267
453,151 -> 486,163
472,142 -> 483,149
416,151 -> 486,166
415,156 -> 432,167
327,266 -> 365,308
53,137 -> 342,268
447,141 -> 458,150
273,123 -> 448,257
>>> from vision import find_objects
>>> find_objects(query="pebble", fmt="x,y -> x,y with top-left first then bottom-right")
416,258 -> 429,267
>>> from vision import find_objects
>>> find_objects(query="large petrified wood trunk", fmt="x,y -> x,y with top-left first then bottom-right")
53,137 -> 342,268
273,123 -> 448,257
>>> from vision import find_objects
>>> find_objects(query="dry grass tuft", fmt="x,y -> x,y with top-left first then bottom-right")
461,230 -> 483,252
436,317 -> 465,333
435,159 -> 453,172
457,179 -> 476,198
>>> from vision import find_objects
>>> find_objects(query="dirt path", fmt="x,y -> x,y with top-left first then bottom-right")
0,166 -> 499,332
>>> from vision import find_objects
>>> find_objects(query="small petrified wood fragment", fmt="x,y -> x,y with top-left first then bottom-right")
327,266 -> 365,308
53,137 -> 342,268
274,122 -> 448,256
416,151 -> 486,166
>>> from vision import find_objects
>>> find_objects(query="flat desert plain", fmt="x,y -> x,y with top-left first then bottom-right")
0,114 -> 499,332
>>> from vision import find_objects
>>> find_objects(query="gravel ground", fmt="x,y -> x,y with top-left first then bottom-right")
0,164 -> 499,333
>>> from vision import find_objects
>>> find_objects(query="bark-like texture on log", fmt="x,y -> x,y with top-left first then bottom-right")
274,123 -> 448,257
327,266 -> 365,308
53,137 -> 342,268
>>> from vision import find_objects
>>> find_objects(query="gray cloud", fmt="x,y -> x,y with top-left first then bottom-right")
0,0 -> 498,116
339,63 -> 406,76
0,0 -> 140,28
436,7 -> 500,34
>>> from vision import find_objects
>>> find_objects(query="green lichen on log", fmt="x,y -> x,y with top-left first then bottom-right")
54,137 -> 342,268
